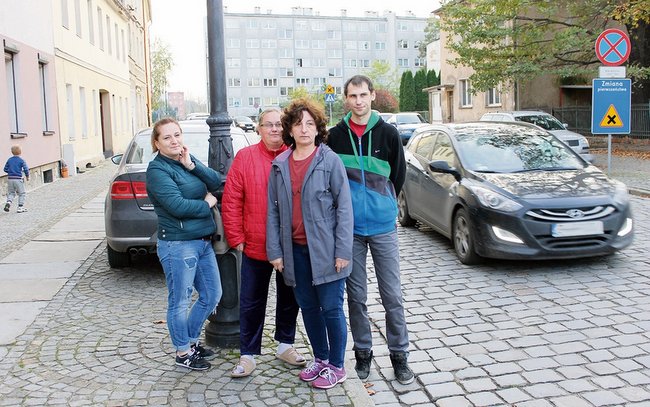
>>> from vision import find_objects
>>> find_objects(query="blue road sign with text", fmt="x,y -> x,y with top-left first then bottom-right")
591,78 -> 631,134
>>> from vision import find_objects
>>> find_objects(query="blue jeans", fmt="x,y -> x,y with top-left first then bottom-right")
157,239 -> 222,353
239,254 -> 299,355
292,244 -> 347,368
347,229 -> 409,352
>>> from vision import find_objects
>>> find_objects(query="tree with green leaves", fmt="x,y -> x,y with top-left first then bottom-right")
366,60 -> 400,97
427,69 -> 440,87
437,0 -> 650,102
150,39 -> 174,118
374,89 -> 399,113
419,15 -> 440,59
414,69 -> 429,111
399,71 -> 416,111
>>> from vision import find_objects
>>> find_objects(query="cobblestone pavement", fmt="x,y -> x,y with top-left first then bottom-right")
0,152 -> 649,406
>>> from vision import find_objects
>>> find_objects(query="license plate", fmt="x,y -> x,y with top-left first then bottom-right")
552,221 -> 603,237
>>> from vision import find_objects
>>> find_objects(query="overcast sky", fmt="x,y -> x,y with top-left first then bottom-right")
150,0 -> 439,100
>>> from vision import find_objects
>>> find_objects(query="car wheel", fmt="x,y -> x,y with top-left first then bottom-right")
107,244 -> 130,268
452,208 -> 480,265
397,191 -> 416,227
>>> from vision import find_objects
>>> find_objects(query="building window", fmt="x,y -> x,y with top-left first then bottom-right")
345,59 -> 357,68
227,78 -> 241,87
398,21 -> 408,31
311,21 -> 326,31
262,21 -> 276,29
248,97 -> 261,107
227,58 -> 241,68
296,77 -> 310,86
328,68 -> 342,77
487,87 -> 501,106
359,41 -> 370,50
344,41 -> 357,50
121,29 -> 126,62
311,58 -> 325,67
262,59 -> 278,68
246,20 -> 258,29
280,87 -> 294,96
296,58 -> 303,67
106,16 -> 111,54
278,28 -> 293,39
460,79 -> 472,107
115,23 -> 120,59
226,39 -> 240,48
228,98 -> 241,107
313,77 -> 326,86
248,78 -> 260,86
79,87 -> 88,138
263,78 -> 277,87
398,40 -> 409,49
5,50 -> 21,134
327,30 -> 340,40
397,58 -> 409,67
295,39 -> 309,49
247,59 -> 260,68
327,49 -> 341,58
375,23 -> 387,33
295,20 -> 308,30
279,48 -> 293,58
311,40 -> 325,49
264,97 -> 279,105
97,7 -> 103,50
261,39 -> 276,48
246,39 -> 259,48
87,0 -> 94,44
280,68 -> 294,77
61,0 -> 69,28
343,23 -> 356,32
414,58 -> 426,67
359,59 -> 370,68
66,84 -> 75,140
375,41 -> 385,50
74,0 -> 82,37
39,61 -> 51,132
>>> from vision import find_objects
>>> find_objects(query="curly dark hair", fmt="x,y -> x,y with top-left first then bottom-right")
281,98 -> 329,148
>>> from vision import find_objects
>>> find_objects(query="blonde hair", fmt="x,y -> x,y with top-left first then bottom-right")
151,117 -> 180,153
11,145 -> 21,155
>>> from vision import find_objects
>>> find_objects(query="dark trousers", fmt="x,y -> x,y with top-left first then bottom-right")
239,253 -> 300,355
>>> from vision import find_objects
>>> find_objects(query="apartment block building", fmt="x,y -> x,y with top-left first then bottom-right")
223,7 -> 428,118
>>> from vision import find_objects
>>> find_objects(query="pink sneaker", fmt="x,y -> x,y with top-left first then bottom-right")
312,364 -> 347,389
299,359 -> 326,382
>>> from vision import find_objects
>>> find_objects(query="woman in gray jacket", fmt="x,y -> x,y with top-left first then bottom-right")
267,98 -> 353,389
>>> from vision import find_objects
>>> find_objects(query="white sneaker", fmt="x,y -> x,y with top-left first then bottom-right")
17,207 -> 27,213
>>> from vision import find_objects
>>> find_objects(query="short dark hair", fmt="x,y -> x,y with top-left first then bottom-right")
343,75 -> 374,96
281,98 -> 328,148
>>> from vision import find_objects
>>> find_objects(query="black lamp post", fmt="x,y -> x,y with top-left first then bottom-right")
204,0 -> 240,348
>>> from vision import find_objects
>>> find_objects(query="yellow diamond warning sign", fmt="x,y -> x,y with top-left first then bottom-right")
599,104 -> 623,127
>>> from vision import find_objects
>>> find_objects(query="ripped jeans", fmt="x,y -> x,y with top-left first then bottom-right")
157,239 -> 222,353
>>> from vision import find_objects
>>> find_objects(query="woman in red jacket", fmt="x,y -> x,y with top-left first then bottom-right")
222,108 -> 307,377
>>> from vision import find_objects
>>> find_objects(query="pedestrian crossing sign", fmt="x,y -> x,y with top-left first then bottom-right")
599,104 -> 623,127
325,93 -> 336,103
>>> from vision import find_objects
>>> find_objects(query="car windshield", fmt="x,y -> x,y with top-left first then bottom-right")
455,127 -> 585,173
396,113 -> 425,124
515,115 -> 565,131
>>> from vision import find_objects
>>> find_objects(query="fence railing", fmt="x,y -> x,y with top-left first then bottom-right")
553,104 -> 650,138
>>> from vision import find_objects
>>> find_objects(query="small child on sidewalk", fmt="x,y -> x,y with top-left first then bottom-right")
4,145 -> 30,213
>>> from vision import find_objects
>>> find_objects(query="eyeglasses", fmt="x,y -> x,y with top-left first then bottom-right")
260,122 -> 282,129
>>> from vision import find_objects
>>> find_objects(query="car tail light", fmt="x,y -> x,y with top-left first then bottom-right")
111,180 -> 148,200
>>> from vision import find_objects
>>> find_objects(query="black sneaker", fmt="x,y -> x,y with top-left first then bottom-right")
192,342 -> 216,361
175,350 -> 211,371
3,203 -> 9,212
390,351 -> 414,384
354,349 -> 373,380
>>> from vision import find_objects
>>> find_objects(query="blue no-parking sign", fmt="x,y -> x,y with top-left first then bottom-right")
591,78 -> 631,134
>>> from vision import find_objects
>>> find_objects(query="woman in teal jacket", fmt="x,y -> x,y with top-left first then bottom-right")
266,99 -> 353,389
146,118 -> 222,371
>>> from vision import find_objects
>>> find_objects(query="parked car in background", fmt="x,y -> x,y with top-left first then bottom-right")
386,112 -> 429,144
398,122 -> 633,264
185,112 -> 209,120
377,112 -> 395,122
233,115 -> 256,132
104,121 -> 259,268
480,110 -> 593,162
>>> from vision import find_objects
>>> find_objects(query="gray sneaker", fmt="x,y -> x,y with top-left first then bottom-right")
17,206 -> 27,213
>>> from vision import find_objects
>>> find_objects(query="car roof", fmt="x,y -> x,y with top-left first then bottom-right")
483,110 -> 550,117
412,121 -> 545,138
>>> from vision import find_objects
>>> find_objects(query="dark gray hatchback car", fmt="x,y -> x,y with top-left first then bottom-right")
398,122 -> 634,264
104,121 -> 259,268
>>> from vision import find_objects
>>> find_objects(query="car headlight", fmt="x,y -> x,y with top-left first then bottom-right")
612,181 -> 630,207
467,184 -> 523,212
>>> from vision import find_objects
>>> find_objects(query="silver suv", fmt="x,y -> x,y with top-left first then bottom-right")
480,111 -> 593,162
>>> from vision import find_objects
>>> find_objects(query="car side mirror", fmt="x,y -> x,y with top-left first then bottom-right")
563,123 -> 569,129
429,160 -> 461,181
111,154 -> 123,165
